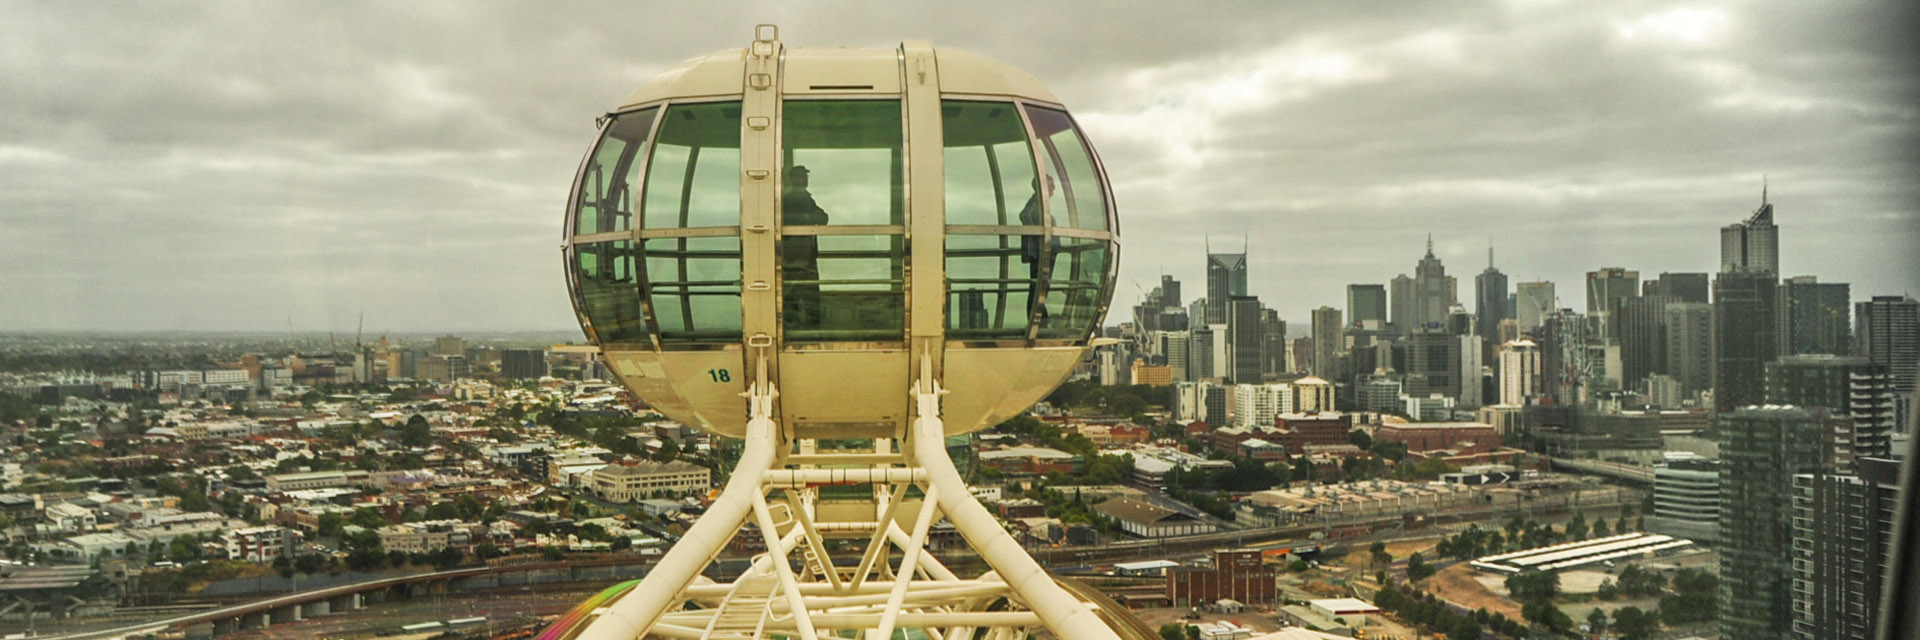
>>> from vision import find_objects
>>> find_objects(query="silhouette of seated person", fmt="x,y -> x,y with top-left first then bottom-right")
782,165 -> 829,327
1017,175 -> 1057,326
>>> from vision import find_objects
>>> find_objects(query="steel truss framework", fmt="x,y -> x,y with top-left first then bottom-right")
560,362 -> 1129,640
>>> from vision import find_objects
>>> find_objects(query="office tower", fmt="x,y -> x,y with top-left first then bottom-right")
1499,338 -> 1541,405
1514,281 -> 1556,335
1538,309 -> 1589,405
1665,302 -> 1715,396
1161,330 -> 1191,382
1722,186 -> 1780,275
1289,336 -> 1313,373
1205,251 -> 1247,324
1226,296 -> 1263,384
1203,384 -> 1229,426
1188,298 -> 1209,330
1790,456 -> 1902,640
1765,355 -> 1895,471
1646,457 -> 1719,543
1401,332 -> 1479,406
1186,327 -> 1216,380
1260,308 -> 1287,378
1854,295 -> 1918,428
1645,272 -> 1711,304
1585,267 -> 1641,339
1356,376 -> 1404,413
1310,306 -> 1343,379
1715,271 -> 1779,412
501,349 -> 549,380
1446,305 -> 1474,336
1617,295 -> 1674,391
1133,275 -> 1185,333
1347,284 -> 1387,331
1458,334 -> 1484,407
1719,406 -> 1837,640
1780,276 -> 1851,356
1475,246 -> 1509,348
1411,236 -> 1457,331
433,335 -> 467,357
1390,274 -> 1414,334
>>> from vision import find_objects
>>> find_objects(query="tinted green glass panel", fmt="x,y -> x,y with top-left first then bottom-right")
784,234 -> 904,342
573,108 -> 658,236
782,101 -> 904,227
1035,237 -> 1111,339
945,234 -> 1034,339
942,101 -> 1038,226
643,102 -> 742,229
1025,106 -> 1109,232
573,240 -> 646,343
644,237 -> 742,343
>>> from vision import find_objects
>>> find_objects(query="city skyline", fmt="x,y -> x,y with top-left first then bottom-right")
3,2 -> 1916,333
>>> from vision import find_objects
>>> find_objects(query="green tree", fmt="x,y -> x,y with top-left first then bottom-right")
1566,512 -> 1589,539
1505,571 -> 1560,602
1406,552 -> 1435,581
1449,616 -> 1481,640
349,507 -> 390,530
652,437 -> 680,462
1586,608 -> 1609,635
1157,623 -> 1184,640
1348,429 -> 1373,451
399,415 -> 432,447
1612,606 -> 1656,640
1370,541 -> 1392,566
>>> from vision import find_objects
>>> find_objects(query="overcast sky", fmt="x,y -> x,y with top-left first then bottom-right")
3,1 -> 1915,333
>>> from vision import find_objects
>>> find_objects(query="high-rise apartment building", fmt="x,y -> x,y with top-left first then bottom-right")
1781,276 -> 1850,356
1715,271 -> 1779,412
1721,188 -> 1780,275
1790,456 -> 1902,640
1161,330 -> 1191,382
1765,355 -> 1894,472
1186,327 -> 1217,381
1348,284 -> 1387,331
433,334 -> 467,357
1514,281 -> 1556,335
501,349 -> 549,380
1498,338 -> 1540,405
1205,251 -> 1247,325
1718,406 -> 1836,640
1310,306 -> 1343,379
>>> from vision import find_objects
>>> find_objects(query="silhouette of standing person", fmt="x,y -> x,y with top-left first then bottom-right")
782,165 -> 829,327
1017,175 -> 1056,326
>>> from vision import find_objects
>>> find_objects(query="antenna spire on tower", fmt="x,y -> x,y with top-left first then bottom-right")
1762,174 -> 1768,205
1488,239 -> 1495,269
1426,233 -> 1434,257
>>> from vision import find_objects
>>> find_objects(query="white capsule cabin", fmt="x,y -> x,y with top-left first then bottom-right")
563,29 -> 1118,439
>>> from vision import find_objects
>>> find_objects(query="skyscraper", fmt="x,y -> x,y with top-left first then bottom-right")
1585,267 -> 1640,339
1226,296 -> 1263,384
1514,281 -> 1556,335
1665,302 -> 1716,396
1310,306 -> 1343,379
1617,295 -> 1674,391
501,349 -> 550,380
1260,308 -> 1287,378
1781,276 -> 1850,356
1347,284 -> 1387,331
1719,406 -> 1835,640
1389,274 -> 1414,334
1205,250 -> 1247,325
1538,308 -> 1588,404
1411,236 -> 1457,332
1854,295 -> 1918,432
1715,271 -> 1779,412
1475,246 -> 1509,349
1721,186 -> 1780,275
1645,272 -> 1711,304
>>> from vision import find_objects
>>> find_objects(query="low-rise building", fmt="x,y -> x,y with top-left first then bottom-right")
1166,549 -> 1274,606
589,460 -> 710,502
225,526 -> 300,562
1094,498 -> 1214,538
977,447 -> 1079,476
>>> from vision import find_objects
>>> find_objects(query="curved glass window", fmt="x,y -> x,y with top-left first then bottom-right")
572,240 -> 646,344
942,101 -> 1038,226
781,100 -> 906,342
571,107 -> 658,236
643,102 -> 742,229
644,237 -> 742,343
1025,106 -> 1110,232
1035,237 -> 1112,339
946,234 -> 1033,339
